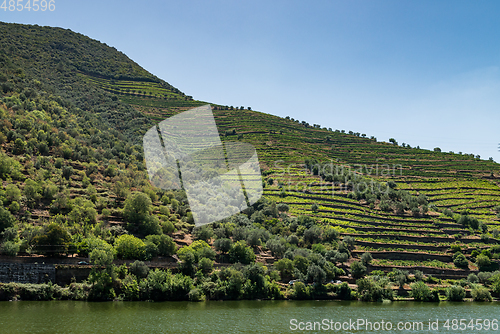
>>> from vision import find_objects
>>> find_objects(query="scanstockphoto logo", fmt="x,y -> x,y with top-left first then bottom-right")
143,105 -> 263,226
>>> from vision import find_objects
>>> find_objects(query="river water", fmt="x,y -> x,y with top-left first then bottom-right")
0,300 -> 499,333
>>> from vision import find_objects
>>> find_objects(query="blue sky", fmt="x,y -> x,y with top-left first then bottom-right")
2,0 -> 500,162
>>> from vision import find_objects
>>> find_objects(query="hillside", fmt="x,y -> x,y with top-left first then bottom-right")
1,21 -> 500,301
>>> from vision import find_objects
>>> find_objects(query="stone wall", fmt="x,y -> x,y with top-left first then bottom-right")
0,263 -> 55,284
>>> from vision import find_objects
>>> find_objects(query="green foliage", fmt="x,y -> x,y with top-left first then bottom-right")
192,225 -> 214,243
178,240 -> 215,263
476,254 -> 499,272
138,215 -> 162,236
123,192 -> 152,226
0,153 -> 23,180
467,273 -> 479,284
453,252 -> 469,269
32,223 -> 71,255
139,269 -> 193,301
5,184 -> 21,203
89,247 -> 115,266
266,238 -> 286,258
161,220 -> 176,235
289,281 -> 312,300
409,281 -> 439,302
88,268 -> 116,301
350,260 -> 367,279
198,257 -> 214,275
446,285 -> 466,301
114,234 -> 145,260
275,258 -> 294,278
68,198 -> 97,224
333,282 -> 353,300
229,240 -> 256,264
214,238 -> 233,254
0,206 -> 15,234
145,234 -> 176,256
356,277 -> 394,301
1,241 -> 20,256
471,285 -> 492,302
129,260 -> 149,279
457,215 -> 481,230
277,203 -> 289,212
361,252 -> 373,265
306,264 -> 326,284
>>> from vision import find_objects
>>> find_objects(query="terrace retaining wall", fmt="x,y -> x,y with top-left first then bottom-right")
0,263 -> 55,284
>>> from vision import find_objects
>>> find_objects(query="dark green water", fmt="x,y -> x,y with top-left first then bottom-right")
0,300 -> 499,333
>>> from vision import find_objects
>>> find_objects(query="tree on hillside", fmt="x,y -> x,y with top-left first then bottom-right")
32,223 -> 71,256
115,234 -> 146,260
123,191 -> 152,225
0,206 -> 15,234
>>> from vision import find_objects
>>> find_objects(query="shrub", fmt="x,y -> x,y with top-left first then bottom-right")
490,273 -> 500,294
143,241 -> 158,260
446,285 -> 465,301
471,285 -> 492,302
351,261 -> 367,279
188,288 -> 204,302
290,281 -> 310,300
414,270 -> 424,282
334,252 -> 349,265
342,236 -> 356,250
275,258 -> 294,278
32,222 -> 71,256
178,240 -> 215,262
89,240 -> 115,266
161,221 -> 175,235
214,238 -> 233,254
476,254 -> 497,272
62,165 -> 73,180
145,234 -> 176,256
361,252 -> 373,265
470,249 -> 480,259
277,203 -> 289,212
322,226 -> 339,242
303,226 -> 322,245
356,277 -> 394,301
114,234 -> 146,260
138,216 -> 162,236
192,225 -> 213,243
0,206 -> 15,234
478,271 -> 494,285
311,203 -> 319,212
311,243 -> 326,256
5,184 -> 21,203
334,282 -> 353,300
198,257 -> 214,275
1,241 -> 19,256
229,240 -> 256,264
139,269 -> 193,301
306,264 -> 326,284
410,281 -> 439,302
453,252 -> 469,269
68,198 -> 97,224
129,260 -> 150,278
123,192 -> 152,226
266,239 -> 286,258
467,273 -> 479,284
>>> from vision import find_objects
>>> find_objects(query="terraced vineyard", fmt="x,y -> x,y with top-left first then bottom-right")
90,82 -> 500,277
